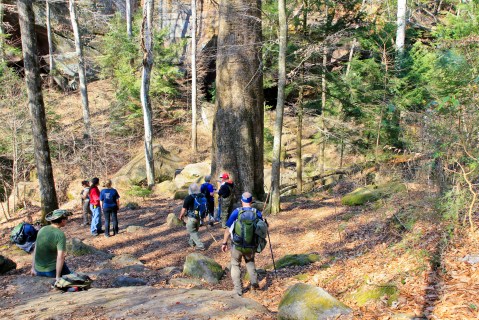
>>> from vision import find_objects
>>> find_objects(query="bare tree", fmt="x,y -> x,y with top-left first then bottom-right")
396,0 -> 407,60
296,87 -> 304,194
270,0 -> 287,214
212,0 -> 264,199
17,0 -> 58,220
140,0 -> 155,188
126,0 -> 132,38
46,0 -> 54,73
319,44 -> 327,175
191,0 -> 197,154
0,0 -> 4,63
69,0 -> 91,139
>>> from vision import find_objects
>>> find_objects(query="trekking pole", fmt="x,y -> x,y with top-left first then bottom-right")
261,192 -> 278,279
205,220 -> 218,243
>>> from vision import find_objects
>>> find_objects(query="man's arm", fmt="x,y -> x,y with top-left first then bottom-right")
55,251 -> 66,280
221,228 -> 231,252
31,245 -> 37,275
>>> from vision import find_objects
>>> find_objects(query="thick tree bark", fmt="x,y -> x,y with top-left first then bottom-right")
396,0 -> 407,61
141,0 -> 155,188
270,0 -> 287,214
17,0 -> 58,220
191,0 -> 197,154
212,0 -> 264,200
46,0 -> 54,73
126,0 -> 132,38
69,0 -> 91,139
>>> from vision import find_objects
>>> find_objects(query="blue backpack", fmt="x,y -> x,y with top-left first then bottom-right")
192,193 -> 208,219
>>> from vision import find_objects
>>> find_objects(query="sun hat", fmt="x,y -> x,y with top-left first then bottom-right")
45,209 -> 72,222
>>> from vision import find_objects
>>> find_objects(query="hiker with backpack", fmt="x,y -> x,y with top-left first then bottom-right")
178,183 -> 207,251
31,209 -> 72,279
221,192 -> 268,296
217,173 -> 234,228
89,177 -> 103,236
100,179 -> 120,238
80,180 -> 91,226
200,175 -> 215,225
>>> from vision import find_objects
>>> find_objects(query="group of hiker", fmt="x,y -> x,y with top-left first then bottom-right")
11,171 -> 266,297
80,177 -> 121,237
179,172 -> 267,296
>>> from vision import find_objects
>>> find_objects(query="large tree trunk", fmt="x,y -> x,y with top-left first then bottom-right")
141,0 -> 155,188
17,0 -> 58,221
270,0 -> 287,214
212,0 -> 264,200
69,0 -> 91,139
0,0 -> 4,63
46,0 -> 54,73
191,0 -> 197,154
126,0 -> 132,38
396,0 -> 407,61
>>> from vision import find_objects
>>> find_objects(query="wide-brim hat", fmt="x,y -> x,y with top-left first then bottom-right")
45,209 -> 72,221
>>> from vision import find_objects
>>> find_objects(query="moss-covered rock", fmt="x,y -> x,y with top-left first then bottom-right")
183,253 -> 224,284
174,189 -> 189,200
348,283 -> 399,306
341,182 -> 407,206
269,253 -> 321,270
278,283 -> 352,320
166,213 -> 184,228
66,238 -> 113,258
0,254 -> 16,274
153,180 -> 178,199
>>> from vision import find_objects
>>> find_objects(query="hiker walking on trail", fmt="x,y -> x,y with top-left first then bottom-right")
80,180 -> 91,226
221,192 -> 264,296
200,175 -> 215,225
217,173 -> 234,228
31,209 -> 72,279
179,183 -> 206,251
89,177 -> 103,236
100,179 -> 120,238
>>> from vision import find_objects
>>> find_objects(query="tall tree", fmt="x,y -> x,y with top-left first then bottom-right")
46,0 -> 54,73
319,44 -> 327,174
270,0 -> 287,214
191,0 -> 197,154
396,0 -> 407,61
126,0 -> 132,38
212,0 -> 264,200
69,0 -> 91,139
140,0 -> 155,188
17,0 -> 58,220
0,0 -> 4,63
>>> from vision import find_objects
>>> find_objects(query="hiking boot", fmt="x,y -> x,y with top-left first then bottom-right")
105,234 -> 110,238
233,289 -> 242,297
91,232 -> 98,236
251,283 -> 260,291
195,247 -> 206,251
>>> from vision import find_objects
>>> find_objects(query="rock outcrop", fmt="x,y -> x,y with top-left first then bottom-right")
278,283 -> 352,320
341,182 -> 407,206
66,238 -> 113,258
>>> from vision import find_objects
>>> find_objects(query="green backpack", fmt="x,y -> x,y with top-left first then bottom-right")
54,273 -> 93,292
232,208 -> 261,253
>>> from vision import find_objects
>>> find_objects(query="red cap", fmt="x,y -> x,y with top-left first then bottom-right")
219,173 -> 229,180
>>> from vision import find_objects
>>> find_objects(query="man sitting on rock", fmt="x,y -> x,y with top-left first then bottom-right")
179,183 -> 206,251
31,209 -> 72,279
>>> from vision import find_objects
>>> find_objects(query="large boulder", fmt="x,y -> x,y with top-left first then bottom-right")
183,253 -> 224,284
111,254 -> 144,268
278,283 -> 352,320
174,162 -> 210,190
66,238 -> 113,258
153,180 -> 178,199
113,145 -> 182,187
341,182 -> 407,206
113,276 -> 147,287
0,255 -> 16,274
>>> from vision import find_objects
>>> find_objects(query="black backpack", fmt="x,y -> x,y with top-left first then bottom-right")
10,222 -> 37,245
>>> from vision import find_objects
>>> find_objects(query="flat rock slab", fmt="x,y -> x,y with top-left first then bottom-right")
1,286 -> 271,319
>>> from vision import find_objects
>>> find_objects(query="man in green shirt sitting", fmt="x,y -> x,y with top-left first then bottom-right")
31,209 -> 72,279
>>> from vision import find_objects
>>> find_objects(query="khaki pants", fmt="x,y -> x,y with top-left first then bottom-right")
186,217 -> 204,249
231,246 -> 257,295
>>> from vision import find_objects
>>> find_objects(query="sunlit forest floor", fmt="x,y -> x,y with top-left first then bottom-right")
2,181 -> 478,319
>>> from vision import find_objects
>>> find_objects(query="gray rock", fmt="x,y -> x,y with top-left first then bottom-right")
166,213 -> 184,228
173,162 -> 210,190
113,276 -> 147,287
112,254 -> 144,267
461,254 -> 479,264
278,283 -> 352,320
66,238 -> 113,258
269,253 -> 321,270
159,266 -> 182,276
183,253 -> 224,284
169,278 -> 203,288
0,255 -> 16,274
125,225 -> 147,233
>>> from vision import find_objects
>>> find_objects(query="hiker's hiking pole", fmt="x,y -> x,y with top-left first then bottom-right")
261,192 -> 278,279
